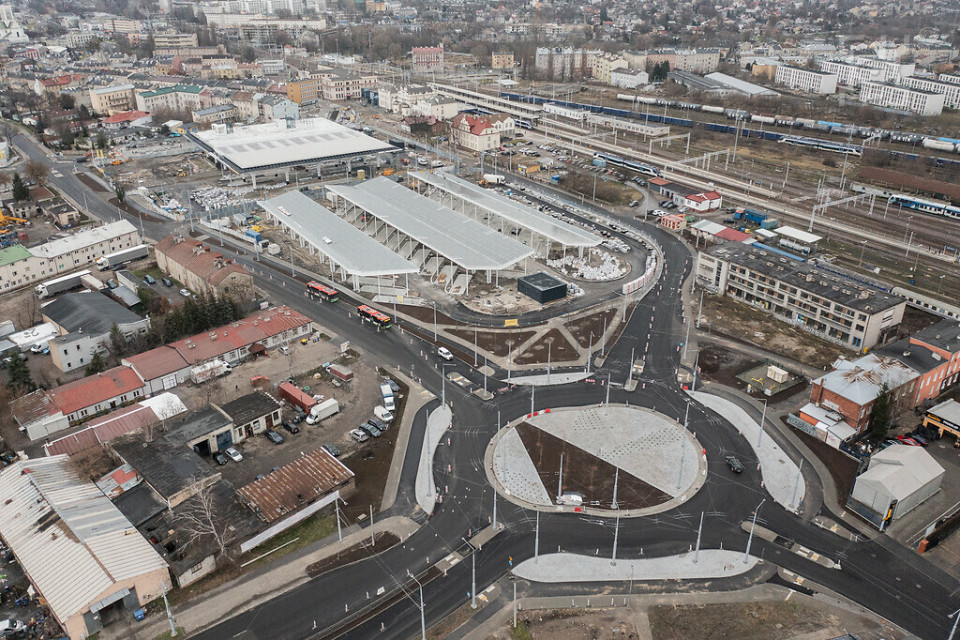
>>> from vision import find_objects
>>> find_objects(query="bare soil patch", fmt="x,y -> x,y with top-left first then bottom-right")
76,172 -> 108,192
782,415 -> 860,504
447,328 -> 537,357
515,328 -> 579,365
515,421 -> 671,509
395,303 -> 464,327
565,308 -> 619,350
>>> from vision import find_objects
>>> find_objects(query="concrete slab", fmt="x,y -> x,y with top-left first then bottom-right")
691,391 -> 804,512
507,372 -> 593,386
416,404 -> 453,513
492,426 -> 553,506
513,549 -> 758,583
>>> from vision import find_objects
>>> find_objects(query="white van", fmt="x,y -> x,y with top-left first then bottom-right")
557,492 -> 584,506
278,345 -> 291,356
374,405 -> 394,422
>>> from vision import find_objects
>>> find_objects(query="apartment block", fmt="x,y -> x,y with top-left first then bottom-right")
696,243 -> 905,349
411,45 -> 443,73
859,82 -> 945,116
774,65 -> 838,95
900,76 -> 960,109
286,76 -> 320,105
491,51 -> 514,70
89,84 -> 136,115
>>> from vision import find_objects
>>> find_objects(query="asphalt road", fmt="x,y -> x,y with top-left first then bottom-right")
12,133 -> 960,640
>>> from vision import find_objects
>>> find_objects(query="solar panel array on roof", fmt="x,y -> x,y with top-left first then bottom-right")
328,177 -> 533,271
411,171 -> 600,248
260,190 -> 418,277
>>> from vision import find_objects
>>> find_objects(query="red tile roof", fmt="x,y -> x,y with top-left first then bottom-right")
49,366 -> 145,416
124,345 -> 190,381
41,75 -> 76,87
102,110 -> 150,124
649,177 -> 670,186
715,228 -> 752,242
155,234 -> 250,287
453,113 -> 494,136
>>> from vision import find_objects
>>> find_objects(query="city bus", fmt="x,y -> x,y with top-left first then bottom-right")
306,281 -> 340,303
357,305 -> 392,329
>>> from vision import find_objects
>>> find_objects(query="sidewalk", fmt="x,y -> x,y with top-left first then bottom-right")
381,369 -> 435,512
101,515 -> 421,640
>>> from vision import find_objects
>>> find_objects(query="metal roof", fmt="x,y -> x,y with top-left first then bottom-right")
329,177 -> 533,271
410,171 -> 601,248
0,456 -> 167,624
190,118 -> 397,173
30,220 -> 139,260
260,190 -> 417,277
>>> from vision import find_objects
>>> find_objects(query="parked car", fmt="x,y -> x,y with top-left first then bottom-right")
374,406 -> 394,422
725,456 -> 744,473
224,447 -> 243,462
212,452 -> 227,465
383,378 -> 400,394
908,432 -> 929,446
144,274 -> 156,285
438,347 -> 454,361
368,417 -> 388,433
629,200 -> 640,207
895,435 -> 921,446
652,209 -> 667,217
322,444 -> 341,457
359,422 -> 381,438
179,288 -> 191,297
162,277 -> 173,287
265,429 -> 285,444
282,421 -> 300,434
350,428 -> 370,443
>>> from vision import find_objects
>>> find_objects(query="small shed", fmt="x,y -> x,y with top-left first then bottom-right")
850,445 -> 944,524
517,272 -> 566,304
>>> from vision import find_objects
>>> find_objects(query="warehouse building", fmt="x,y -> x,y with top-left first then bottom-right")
849,446 -> 943,527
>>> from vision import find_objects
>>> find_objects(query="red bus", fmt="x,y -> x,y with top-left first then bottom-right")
357,305 -> 392,329
306,281 -> 339,303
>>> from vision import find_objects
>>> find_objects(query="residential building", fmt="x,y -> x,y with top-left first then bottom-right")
450,113 -> 500,152
378,83 -> 434,113
215,391 -> 282,442
258,58 -> 285,75
286,76 -> 320,106
817,58 -> 913,88
774,65 -> 838,95
592,53 -> 628,85
33,74 -> 82,96
66,31 -> 98,48
42,291 -> 151,373
258,94 -> 299,121
609,68 -> 649,89
879,320 -> 960,407
405,95 -> 463,120
135,84 -> 208,113
11,365 -> 147,438
122,306 -> 313,394
0,220 -> 140,293
491,51 -> 514,70
193,103 -> 238,125
412,45 -> 443,73
0,456 -> 169,640
808,353 -> 920,433
89,84 -> 137,115
152,31 -> 198,49
859,82 -> 944,116
154,234 -> 254,300
646,48 -> 722,74
899,76 -> 960,110
318,70 -> 378,101
535,47 -> 595,80
852,56 -> 914,82
101,110 -> 153,129
696,243 -> 905,349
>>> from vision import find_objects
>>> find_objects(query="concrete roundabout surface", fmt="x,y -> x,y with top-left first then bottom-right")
486,404 -> 707,516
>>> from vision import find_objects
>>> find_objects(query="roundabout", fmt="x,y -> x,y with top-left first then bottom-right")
487,404 -> 707,516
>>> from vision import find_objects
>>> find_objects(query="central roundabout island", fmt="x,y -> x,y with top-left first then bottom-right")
487,404 -> 707,517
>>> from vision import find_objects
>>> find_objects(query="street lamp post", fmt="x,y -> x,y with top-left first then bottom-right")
463,538 -> 477,609
408,572 -> 427,640
744,499 -> 765,564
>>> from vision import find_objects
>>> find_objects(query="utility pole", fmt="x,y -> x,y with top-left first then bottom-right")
611,466 -> 619,510
534,510 -> 540,563
370,505 -> 375,546
410,572 -> 427,640
507,341 -> 513,383
605,373 -> 611,407
694,511 -> 703,563
611,510 -> 620,566
756,399 -> 768,449
161,580 -> 177,637
949,608 -> 960,640
463,538 -> 477,609
531,384 -> 535,415
336,498 -> 342,543
744,499 -> 765,564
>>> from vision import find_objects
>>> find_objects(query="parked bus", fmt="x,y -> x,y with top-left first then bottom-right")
306,281 -> 340,303
357,305 -> 392,329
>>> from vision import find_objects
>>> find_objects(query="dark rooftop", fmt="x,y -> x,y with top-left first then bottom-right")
912,319 -> 960,353
217,392 -> 281,427
41,291 -> 143,335
113,436 -> 219,500
705,243 -> 904,314
517,272 -> 565,292
166,408 -> 233,446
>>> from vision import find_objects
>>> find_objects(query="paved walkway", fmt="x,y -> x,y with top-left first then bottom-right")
513,549 -> 758,583
381,370 -> 434,511
507,371 -> 592,386
101,515 -> 422,640
691,390 -> 805,512
415,404 -> 453,513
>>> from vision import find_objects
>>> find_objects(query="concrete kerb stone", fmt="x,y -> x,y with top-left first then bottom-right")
416,404 -> 453,513
484,404 -> 708,518
381,369 -> 435,512
690,390 -> 805,513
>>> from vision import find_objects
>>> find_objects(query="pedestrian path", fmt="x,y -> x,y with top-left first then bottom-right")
513,549 -> 758,583
690,390 -> 804,512
507,372 -> 592,386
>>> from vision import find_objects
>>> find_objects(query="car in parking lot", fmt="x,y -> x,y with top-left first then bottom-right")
629,200 -> 639,207
213,452 -> 227,465
265,429 -> 284,444
179,288 -> 191,297
322,444 -> 341,457
383,378 -> 400,394
895,435 -> 921,446
725,455 -> 744,473
162,277 -> 173,287
651,209 -> 667,217
350,428 -> 370,443
438,347 -> 453,361
225,447 -> 243,462
282,421 -> 300,434
368,417 -> 388,433
907,432 -> 929,446
144,274 -> 156,285
359,422 -> 381,438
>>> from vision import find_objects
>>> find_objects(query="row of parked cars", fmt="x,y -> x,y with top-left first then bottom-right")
351,412 -> 393,442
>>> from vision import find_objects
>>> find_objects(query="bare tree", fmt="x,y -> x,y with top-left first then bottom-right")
24,160 -> 50,187
0,171 -> 10,192
177,481 -> 235,563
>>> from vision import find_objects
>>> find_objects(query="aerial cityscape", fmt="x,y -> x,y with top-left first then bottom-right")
0,0 -> 959,638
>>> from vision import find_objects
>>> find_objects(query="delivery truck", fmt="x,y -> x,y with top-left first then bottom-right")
35,270 -> 93,298
96,244 -> 150,271
306,398 -> 340,424
380,382 -> 395,411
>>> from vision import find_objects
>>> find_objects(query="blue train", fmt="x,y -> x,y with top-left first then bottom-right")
498,91 -> 960,170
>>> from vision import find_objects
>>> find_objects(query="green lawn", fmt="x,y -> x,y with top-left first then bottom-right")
240,514 -> 337,569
